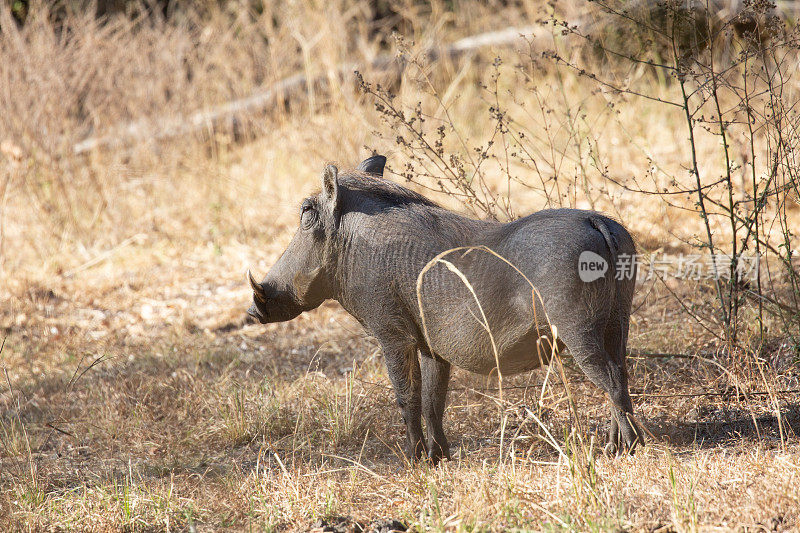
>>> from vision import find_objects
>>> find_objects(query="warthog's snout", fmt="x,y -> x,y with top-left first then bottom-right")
246,303 -> 266,323
246,268 -> 307,324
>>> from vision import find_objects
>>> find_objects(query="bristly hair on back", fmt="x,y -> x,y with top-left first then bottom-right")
338,170 -> 440,208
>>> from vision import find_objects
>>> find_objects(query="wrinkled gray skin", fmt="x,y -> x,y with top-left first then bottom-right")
248,155 -> 643,463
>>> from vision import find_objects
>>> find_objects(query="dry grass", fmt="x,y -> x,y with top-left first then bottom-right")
1,1 -> 799,531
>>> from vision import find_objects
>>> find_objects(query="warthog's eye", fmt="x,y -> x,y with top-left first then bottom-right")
300,200 -> 317,229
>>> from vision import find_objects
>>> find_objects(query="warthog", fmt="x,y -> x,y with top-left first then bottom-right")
247,155 -> 643,462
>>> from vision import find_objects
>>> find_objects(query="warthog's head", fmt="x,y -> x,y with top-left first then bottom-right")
246,156 -> 385,323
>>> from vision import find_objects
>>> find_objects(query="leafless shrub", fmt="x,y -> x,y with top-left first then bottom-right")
362,1 -> 800,369
566,0 -> 800,355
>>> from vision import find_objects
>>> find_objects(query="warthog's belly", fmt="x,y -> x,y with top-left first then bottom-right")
417,258 -> 563,375
429,322 -> 562,376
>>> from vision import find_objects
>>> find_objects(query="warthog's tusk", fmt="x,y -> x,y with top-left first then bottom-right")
247,269 -> 266,302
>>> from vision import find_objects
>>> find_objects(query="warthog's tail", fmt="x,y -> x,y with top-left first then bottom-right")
588,215 -> 619,281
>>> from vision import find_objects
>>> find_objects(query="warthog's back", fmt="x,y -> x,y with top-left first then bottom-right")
331,180 -> 635,375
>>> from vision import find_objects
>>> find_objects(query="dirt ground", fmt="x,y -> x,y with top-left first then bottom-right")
1,236 -> 798,530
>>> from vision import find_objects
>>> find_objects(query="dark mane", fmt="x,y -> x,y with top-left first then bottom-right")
339,171 -> 440,208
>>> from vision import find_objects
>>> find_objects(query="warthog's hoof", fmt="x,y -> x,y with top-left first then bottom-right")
605,411 -> 645,456
427,440 -> 451,466
404,439 -> 452,466
603,440 -> 632,457
426,451 -> 450,466
403,440 -> 428,463
604,437 -> 642,457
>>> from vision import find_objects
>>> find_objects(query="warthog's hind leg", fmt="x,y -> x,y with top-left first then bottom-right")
560,327 -> 644,455
420,350 -> 451,465
606,403 -> 644,455
603,313 -> 644,455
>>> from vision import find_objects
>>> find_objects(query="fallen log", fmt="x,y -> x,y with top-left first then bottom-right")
72,25 -> 546,155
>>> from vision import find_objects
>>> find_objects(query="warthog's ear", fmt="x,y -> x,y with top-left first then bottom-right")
356,155 -> 386,176
321,164 -> 340,214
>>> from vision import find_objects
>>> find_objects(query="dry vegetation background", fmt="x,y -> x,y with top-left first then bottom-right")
1,0 -> 800,530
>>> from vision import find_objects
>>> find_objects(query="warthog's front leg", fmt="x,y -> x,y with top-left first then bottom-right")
420,350 -> 451,464
382,342 -> 427,461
